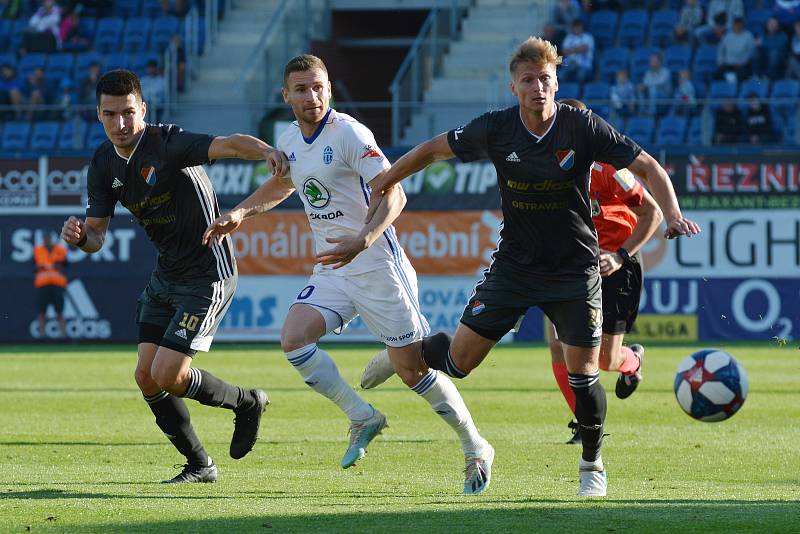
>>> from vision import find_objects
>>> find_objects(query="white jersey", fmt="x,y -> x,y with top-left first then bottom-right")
277,108 -> 403,275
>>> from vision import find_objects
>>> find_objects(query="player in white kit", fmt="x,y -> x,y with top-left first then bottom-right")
203,55 -> 494,494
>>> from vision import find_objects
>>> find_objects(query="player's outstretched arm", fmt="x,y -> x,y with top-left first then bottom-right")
626,151 -> 701,239
202,174 -> 295,246
208,134 -> 289,177
317,176 -> 407,269
365,133 -> 454,224
61,216 -> 111,253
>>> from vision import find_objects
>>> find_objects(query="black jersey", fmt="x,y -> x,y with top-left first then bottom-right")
447,103 -> 641,278
86,124 -> 236,283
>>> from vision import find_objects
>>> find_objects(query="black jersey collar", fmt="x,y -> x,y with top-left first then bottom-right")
519,103 -> 557,143
113,124 -> 147,164
302,108 -> 333,145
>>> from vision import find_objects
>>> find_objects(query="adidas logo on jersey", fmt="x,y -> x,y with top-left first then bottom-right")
506,152 -> 520,162
288,152 -> 296,162
112,177 -> 123,188
174,328 -> 188,339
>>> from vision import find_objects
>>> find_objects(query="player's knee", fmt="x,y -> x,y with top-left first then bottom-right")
396,367 -> 425,388
150,366 -> 187,392
133,367 -> 156,390
280,334 -> 307,354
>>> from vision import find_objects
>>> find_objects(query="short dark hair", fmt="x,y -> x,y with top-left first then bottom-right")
95,69 -> 142,105
283,54 -> 328,87
559,98 -> 587,110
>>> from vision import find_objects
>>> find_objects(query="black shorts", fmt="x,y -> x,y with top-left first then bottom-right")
136,271 -> 237,355
601,252 -> 643,335
460,260 -> 602,347
35,285 -> 65,314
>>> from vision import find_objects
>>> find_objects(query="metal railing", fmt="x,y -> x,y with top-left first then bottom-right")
389,0 -> 472,146
238,0 -> 331,121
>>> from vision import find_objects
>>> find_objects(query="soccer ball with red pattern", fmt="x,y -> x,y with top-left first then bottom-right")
674,349 -> 748,422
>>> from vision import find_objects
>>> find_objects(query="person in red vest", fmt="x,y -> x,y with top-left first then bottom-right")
34,232 -> 68,338
550,98 -> 664,444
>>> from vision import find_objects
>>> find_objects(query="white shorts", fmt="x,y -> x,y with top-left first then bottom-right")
291,263 -> 430,347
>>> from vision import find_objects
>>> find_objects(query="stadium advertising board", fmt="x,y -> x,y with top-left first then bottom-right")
0,158 -> 40,208
641,210 -> 800,278
216,275 -> 480,342
666,153 -> 800,209
45,157 -> 88,207
233,210 -> 502,276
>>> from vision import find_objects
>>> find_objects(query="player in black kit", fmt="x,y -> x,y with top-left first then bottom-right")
60,70 -> 288,483
362,37 -> 700,497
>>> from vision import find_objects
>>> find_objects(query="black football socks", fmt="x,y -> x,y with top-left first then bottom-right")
144,391 -> 208,466
568,371 -> 607,463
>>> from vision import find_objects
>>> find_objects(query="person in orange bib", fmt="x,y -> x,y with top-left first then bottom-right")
34,233 -> 68,338
550,99 -> 664,444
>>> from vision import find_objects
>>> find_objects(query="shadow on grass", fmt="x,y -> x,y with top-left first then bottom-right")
15,500 -> 799,533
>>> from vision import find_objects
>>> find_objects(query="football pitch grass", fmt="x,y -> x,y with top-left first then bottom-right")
1,342 -> 798,533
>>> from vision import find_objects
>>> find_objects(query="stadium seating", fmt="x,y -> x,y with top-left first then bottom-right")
649,10 -> 679,47
664,46 -> 692,76
655,115 -> 688,145
45,54 -> 76,83
625,117 -> 655,145
1,122 -> 32,151
692,45 -> 718,83
151,16 -> 180,52
589,10 -> 618,48
57,120 -> 87,151
630,46 -> 659,82
618,10 -> 649,48
95,18 -> 125,53
746,8 -> 771,36
0,19 -> 12,51
30,121 -> 60,151
17,53 -> 47,77
85,122 -> 108,149
103,53 -> 130,72
598,47 -> 630,83
123,17 -> 152,53
115,0 -> 141,17
687,116 -> 703,145
582,81 -> 611,118
708,81 -> 738,110
0,52 -> 15,69
558,82 -> 581,101
771,79 -> 800,118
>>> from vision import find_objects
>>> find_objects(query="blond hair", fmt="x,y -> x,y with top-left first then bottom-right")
509,37 -> 563,74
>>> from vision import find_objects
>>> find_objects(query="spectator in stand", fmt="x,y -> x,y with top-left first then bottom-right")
0,63 -> 23,119
21,66 -> 47,119
610,69 -> 637,117
716,17 -> 755,83
673,69 -> 697,115
141,59 -> 167,123
0,0 -> 21,18
696,12 -> 728,44
757,17 -> 789,80
57,77 -> 73,119
639,53 -> 672,116
77,60 -> 100,119
552,0 -> 581,45
773,0 -> 800,30
171,34 -> 187,92
744,95 -> 776,143
714,98 -> 745,143
560,19 -> 595,83
786,21 -> 800,78
541,22 -> 559,47
22,0 -> 61,53
59,4 -> 90,51
705,0 -> 743,29
674,0 -> 704,44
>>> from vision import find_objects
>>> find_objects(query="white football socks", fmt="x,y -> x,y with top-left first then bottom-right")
285,344 -> 373,422
412,369 -> 486,456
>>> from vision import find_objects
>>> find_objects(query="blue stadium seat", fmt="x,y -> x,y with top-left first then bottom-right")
746,8 -> 771,36
738,79 -> 769,100
0,52 -> 16,69
78,17 -> 97,41
95,17 -> 125,53
770,79 -> 800,120
10,19 -> 28,50
782,116 -> 796,144
664,45 -> 692,75
131,52 -> 160,75
0,19 -> 12,51
143,0 -> 164,18
115,0 -> 141,17
655,115 -> 688,145
618,10 -> 649,48
85,122 -> 108,149
709,81 -> 738,110
557,82 -> 580,100
75,51 -> 102,76
630,46 -> 659,82
45,54 -> 75,83
582,81 -> 611,118
598,47 -> 630,83
57,120 -> 87,151
687,116 -> 703,145
589,10 -> 619,48
649,10 -> 679,47
123,17 -> 152,53
151,16 -> 180,52
1,121 -> 32,151
30,121 -> 60,151
103,53 -> 130,72
18,53 -> 47,77
692,45 -> 718,83
625,117 -> 655,145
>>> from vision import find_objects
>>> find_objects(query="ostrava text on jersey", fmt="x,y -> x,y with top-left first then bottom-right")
86,124 -> 236,283
447,103 -> 641,278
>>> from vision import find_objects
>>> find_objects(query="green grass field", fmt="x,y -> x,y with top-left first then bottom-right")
1,342 -> 798,533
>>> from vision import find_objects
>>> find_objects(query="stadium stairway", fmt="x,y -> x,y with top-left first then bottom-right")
399,0 -> 547,146
168,0 -> 281,135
